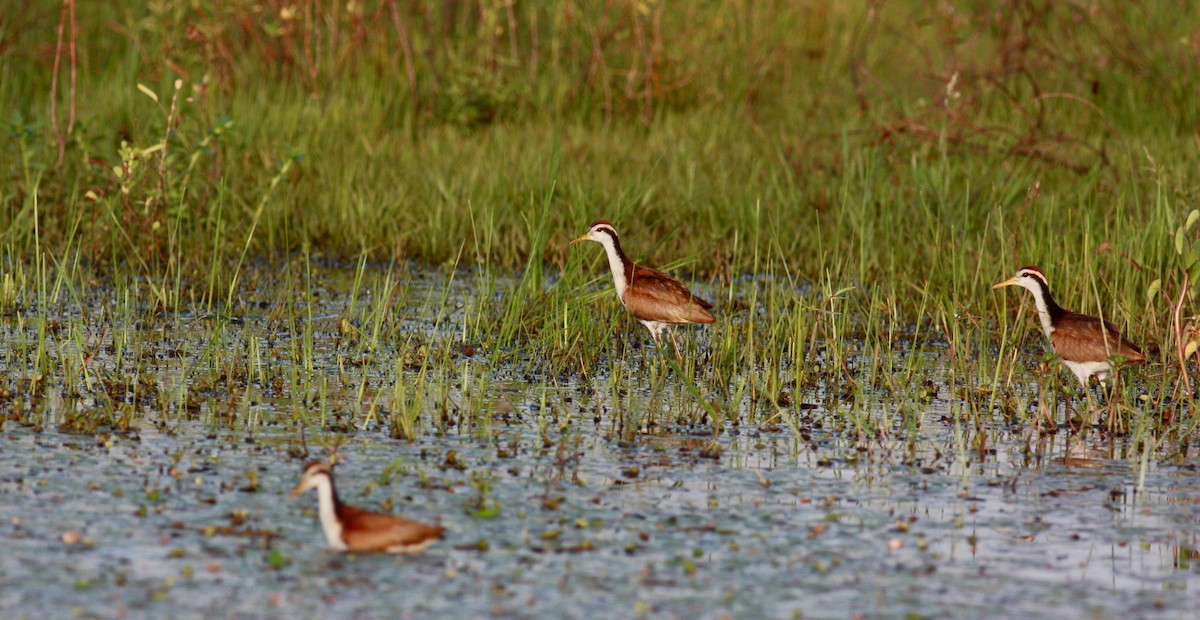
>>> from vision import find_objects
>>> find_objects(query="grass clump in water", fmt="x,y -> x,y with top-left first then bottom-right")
0,2 -> 1197,452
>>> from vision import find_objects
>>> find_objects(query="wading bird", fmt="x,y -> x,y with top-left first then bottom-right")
570,220 -> 715,346
993,266 -> 1144,418
291,461 -> 443,553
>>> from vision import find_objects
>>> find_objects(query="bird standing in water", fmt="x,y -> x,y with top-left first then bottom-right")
993,266 -> 1144,422
570,220 -> 715,348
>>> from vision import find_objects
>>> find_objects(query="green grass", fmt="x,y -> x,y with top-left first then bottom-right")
1,1 -> 1198,454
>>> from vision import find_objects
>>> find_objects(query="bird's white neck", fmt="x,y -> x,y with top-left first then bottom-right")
595,234 -> 629,302
311,475 -> 347,550
1017,279 -> 1055,338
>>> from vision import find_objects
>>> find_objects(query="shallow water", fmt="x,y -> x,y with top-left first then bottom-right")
1,264 -> 1198,619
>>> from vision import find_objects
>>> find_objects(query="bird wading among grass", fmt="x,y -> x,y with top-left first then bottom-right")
570,220 -> 715,349
993,266 -> 1145,421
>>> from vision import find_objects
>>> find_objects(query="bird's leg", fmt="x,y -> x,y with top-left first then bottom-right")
1062,386 -> 1082,433
667,328 -> 682,360
1101,374 -> 1123,434
1080,381 -> 1099,433
648,329 -> 663,364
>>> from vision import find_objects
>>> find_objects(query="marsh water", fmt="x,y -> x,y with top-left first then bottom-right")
1,263 -> 1198,619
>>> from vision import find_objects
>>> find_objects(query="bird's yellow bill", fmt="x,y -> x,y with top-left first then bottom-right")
992,277 -> 1019,289
568,234 -> 589,246
289,483 -> 306,499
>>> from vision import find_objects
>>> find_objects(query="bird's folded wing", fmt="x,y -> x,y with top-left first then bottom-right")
339,506 -> 444,551
626,266 -> 715,324
1051,314 -> 1145,363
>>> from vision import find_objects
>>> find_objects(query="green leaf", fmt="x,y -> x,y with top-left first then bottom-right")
1186,246 -> 1199,270
266,549 -> 288,569
1176,227 -> 1186,255
1189,260 -> 1200,287
1187,209 -> 1200,231
1146,279 -> 1161,302
470,498 -> 502,519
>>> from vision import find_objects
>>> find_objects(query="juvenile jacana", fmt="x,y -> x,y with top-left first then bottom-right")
291,461 -> 444,554
993,266 -> 1144,395
570,220 -> 715,344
